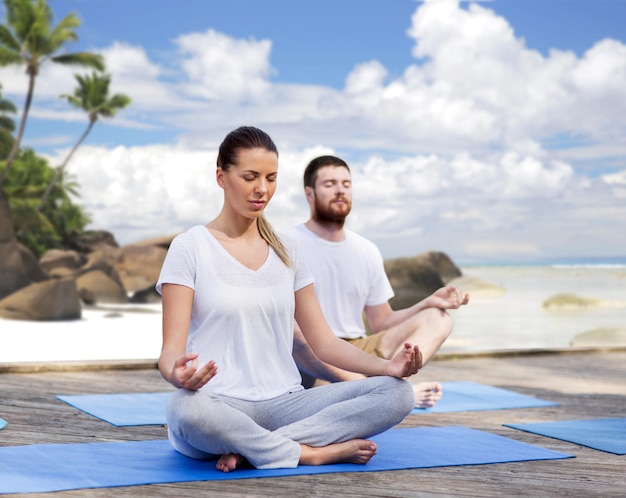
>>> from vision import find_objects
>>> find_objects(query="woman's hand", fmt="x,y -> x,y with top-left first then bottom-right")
170,352 -> 218,390
383,343 -> 423,378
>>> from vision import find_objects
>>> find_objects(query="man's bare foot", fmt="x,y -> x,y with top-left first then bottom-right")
413,381 -> 442,408
300,439 -> 377,466
216,453 -> 246,473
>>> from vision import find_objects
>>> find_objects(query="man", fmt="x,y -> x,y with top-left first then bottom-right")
288,155 -> 469,407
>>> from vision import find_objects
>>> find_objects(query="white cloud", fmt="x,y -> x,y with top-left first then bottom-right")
98,42 -> 181,111
175,29 -> 273,101
43,135 -> 624,263
7,0 -> 626,262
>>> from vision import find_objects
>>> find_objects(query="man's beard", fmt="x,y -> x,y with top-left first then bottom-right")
312,195 -> 351,227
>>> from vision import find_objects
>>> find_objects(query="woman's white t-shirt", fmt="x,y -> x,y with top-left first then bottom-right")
156,225 -> 313,401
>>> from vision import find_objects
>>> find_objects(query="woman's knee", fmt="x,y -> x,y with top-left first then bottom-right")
377,377 -> 415,415
166,390 -> 217,434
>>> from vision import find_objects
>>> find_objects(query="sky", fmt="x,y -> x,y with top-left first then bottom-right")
1,0 -> 625,264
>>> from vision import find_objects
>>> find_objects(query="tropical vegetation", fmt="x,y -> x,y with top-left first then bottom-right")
4,147 -> 90,256
0,83 -> 16,158
0,0 -> 129,259
38,71 -> 131,211
0,0 -> 104,187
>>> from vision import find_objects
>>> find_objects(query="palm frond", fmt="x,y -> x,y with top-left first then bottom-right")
52,52 -> 104,71
107,94 -> 131,110
0,115 -> 15,132
0,24 -> 21,51
5,0 -> 37,41
0,98 -> 17,114
0,45 -> 23,66
46,12 -> 80,52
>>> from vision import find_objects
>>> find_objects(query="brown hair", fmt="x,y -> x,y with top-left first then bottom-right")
217,126 -> 292,267
303,155 -> 350,189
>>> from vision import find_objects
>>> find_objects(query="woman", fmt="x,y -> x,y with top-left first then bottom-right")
156,126 -> 420,472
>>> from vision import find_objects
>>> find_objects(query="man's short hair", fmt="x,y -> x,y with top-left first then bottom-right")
303,155 -> 350,189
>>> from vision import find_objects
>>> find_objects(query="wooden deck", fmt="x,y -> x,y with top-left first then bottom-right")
1,349 -> 625,497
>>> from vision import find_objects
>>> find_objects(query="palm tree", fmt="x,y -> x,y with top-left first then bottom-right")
0,0 -> 105,189
37,71 -> 131,211
0,83 -> 17,158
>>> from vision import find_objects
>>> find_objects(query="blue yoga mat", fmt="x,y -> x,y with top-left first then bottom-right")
57,392 -> 172,426
0,426 -> 572,494
505,417 -> 626,455
412,381 -> 558,414
0,417 -> 6,430
57,382 -> 557,427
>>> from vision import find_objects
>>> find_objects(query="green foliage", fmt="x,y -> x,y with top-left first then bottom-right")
63,71 -> 131,122
2,148 -> 90,256
0,0 -> 105,188
37,71 -> 130,211
0,83 -> 16,159
0,0 -> 104,74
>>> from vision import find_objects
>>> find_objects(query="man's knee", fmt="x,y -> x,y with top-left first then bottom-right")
419,307 -> 453,336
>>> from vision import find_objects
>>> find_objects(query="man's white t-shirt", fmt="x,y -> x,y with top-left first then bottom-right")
156,225 -> 314,401
286,224 -> 394,340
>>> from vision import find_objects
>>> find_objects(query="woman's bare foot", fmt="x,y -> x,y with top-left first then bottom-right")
299,439 -> 377,466
413,381 -> 442,408
216,453 -> 246,473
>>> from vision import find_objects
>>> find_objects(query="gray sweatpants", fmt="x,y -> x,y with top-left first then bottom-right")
166,376 -> 414,469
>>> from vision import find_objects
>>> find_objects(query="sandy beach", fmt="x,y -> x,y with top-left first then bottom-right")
1,265 -> 625,365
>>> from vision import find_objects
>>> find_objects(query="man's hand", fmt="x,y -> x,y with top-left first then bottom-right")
427,285 -> 470,310
170,352 -> 218,390
383,343 -> 423,378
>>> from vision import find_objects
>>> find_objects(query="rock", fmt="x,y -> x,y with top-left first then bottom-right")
129,285 -> 162,304
84,245 -> 121,272
384,251 -> 462,309
0,196 -> 32,299
420,251 -> 463,283
48,267 -> 76,278
78,287 -> 96,305
0,278 -> 81,320
67,230 -> 119,254
115,244 -> 167,294
570,327 -> 626,348
129,234 -> 177,249
79,254 -> 125,289
75,270 -> 128,304
103,312 -> 124,319
542,293 -> 626,311
18,243 -> 49,282
39,249 -> 87,274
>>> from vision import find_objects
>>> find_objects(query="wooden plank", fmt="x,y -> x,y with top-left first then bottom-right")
0,351 -> 624,497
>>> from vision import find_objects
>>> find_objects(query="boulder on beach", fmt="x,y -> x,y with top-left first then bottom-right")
115,244 -> 168,294
39,249 -> 87,274
0,197 -> 32,299
0,238 -> 32,299
570,327 -> 626,348
0,278 -> 81,320
542,293 -> 626,311
384,251 -> 462,309
79,254 -> 125,289
128,233 -> 177,249
18,243 -> 49,283
129,285 -> 162,304
68,229 -> 119,254
76,270 -> 128,304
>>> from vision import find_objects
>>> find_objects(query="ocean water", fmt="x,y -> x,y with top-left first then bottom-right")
442,264 -> 626,353
1,264 -> 625,363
